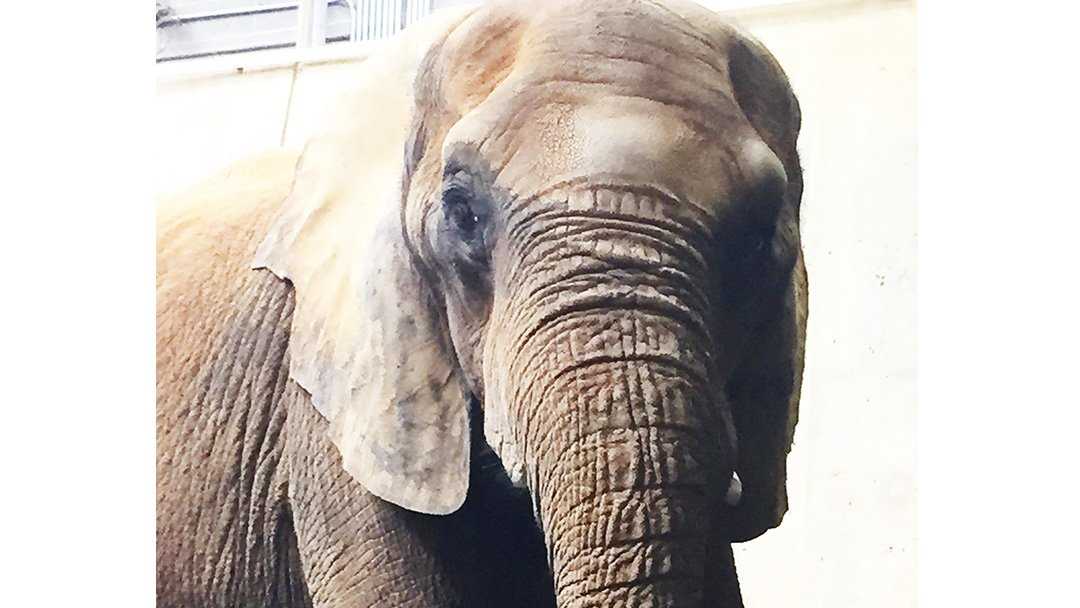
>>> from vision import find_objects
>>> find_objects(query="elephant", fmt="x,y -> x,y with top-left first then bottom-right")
156,1 -> 807,606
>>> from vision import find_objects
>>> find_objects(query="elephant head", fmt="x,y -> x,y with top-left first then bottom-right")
254,0 -> 806,605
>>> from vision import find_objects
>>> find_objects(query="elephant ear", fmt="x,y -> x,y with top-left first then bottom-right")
252,7 -> 476,515
722,28 -> 808,541
724,260 -> 808,541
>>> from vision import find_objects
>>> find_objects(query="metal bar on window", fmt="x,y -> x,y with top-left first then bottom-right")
157,2 -> 298,27
158,1 -> 350,28
313,0 -> 328,46
297,0 -> 328,47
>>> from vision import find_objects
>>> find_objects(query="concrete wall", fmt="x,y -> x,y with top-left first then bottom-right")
155,1 -> 916,605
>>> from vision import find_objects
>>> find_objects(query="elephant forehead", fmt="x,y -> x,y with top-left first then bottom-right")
563,100 -> 756,211
452,94 -> 770,220
440,1 -> 778,216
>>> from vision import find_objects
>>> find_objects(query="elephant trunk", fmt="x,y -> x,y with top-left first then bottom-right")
539,359 -> 719,607
498,186 -> 732,607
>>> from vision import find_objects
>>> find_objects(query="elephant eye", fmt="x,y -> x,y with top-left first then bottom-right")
735,222 -> 774,263
438,166 -> 493,273
443,186 -> 481,239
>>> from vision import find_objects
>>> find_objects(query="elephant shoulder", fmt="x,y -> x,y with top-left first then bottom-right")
157,149 -> 299,288
157,149 -> 301,251
156,149 -> 300,378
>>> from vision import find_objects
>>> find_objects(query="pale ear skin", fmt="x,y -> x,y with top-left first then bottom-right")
326,207 -> 473,516
251,7 -> 478,515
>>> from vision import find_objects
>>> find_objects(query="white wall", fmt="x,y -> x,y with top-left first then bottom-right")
155,1 -> 916,605
717,3 -> 917,607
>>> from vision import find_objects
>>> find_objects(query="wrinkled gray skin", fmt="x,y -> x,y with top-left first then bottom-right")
157,1 -> 805,606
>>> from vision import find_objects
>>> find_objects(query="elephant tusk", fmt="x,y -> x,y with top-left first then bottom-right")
725,471 -> 743,506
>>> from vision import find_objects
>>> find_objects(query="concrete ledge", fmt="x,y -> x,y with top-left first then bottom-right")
155,40 -> 380,83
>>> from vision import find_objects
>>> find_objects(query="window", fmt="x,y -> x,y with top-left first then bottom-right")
156,1 -> 438,62
155,0 -> 811,63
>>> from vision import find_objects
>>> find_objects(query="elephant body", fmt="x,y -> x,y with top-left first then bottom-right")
158,1 -> 807,606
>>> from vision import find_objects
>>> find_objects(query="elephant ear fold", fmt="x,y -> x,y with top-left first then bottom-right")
724,259 -> 808,541
250,8 -> 477,515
